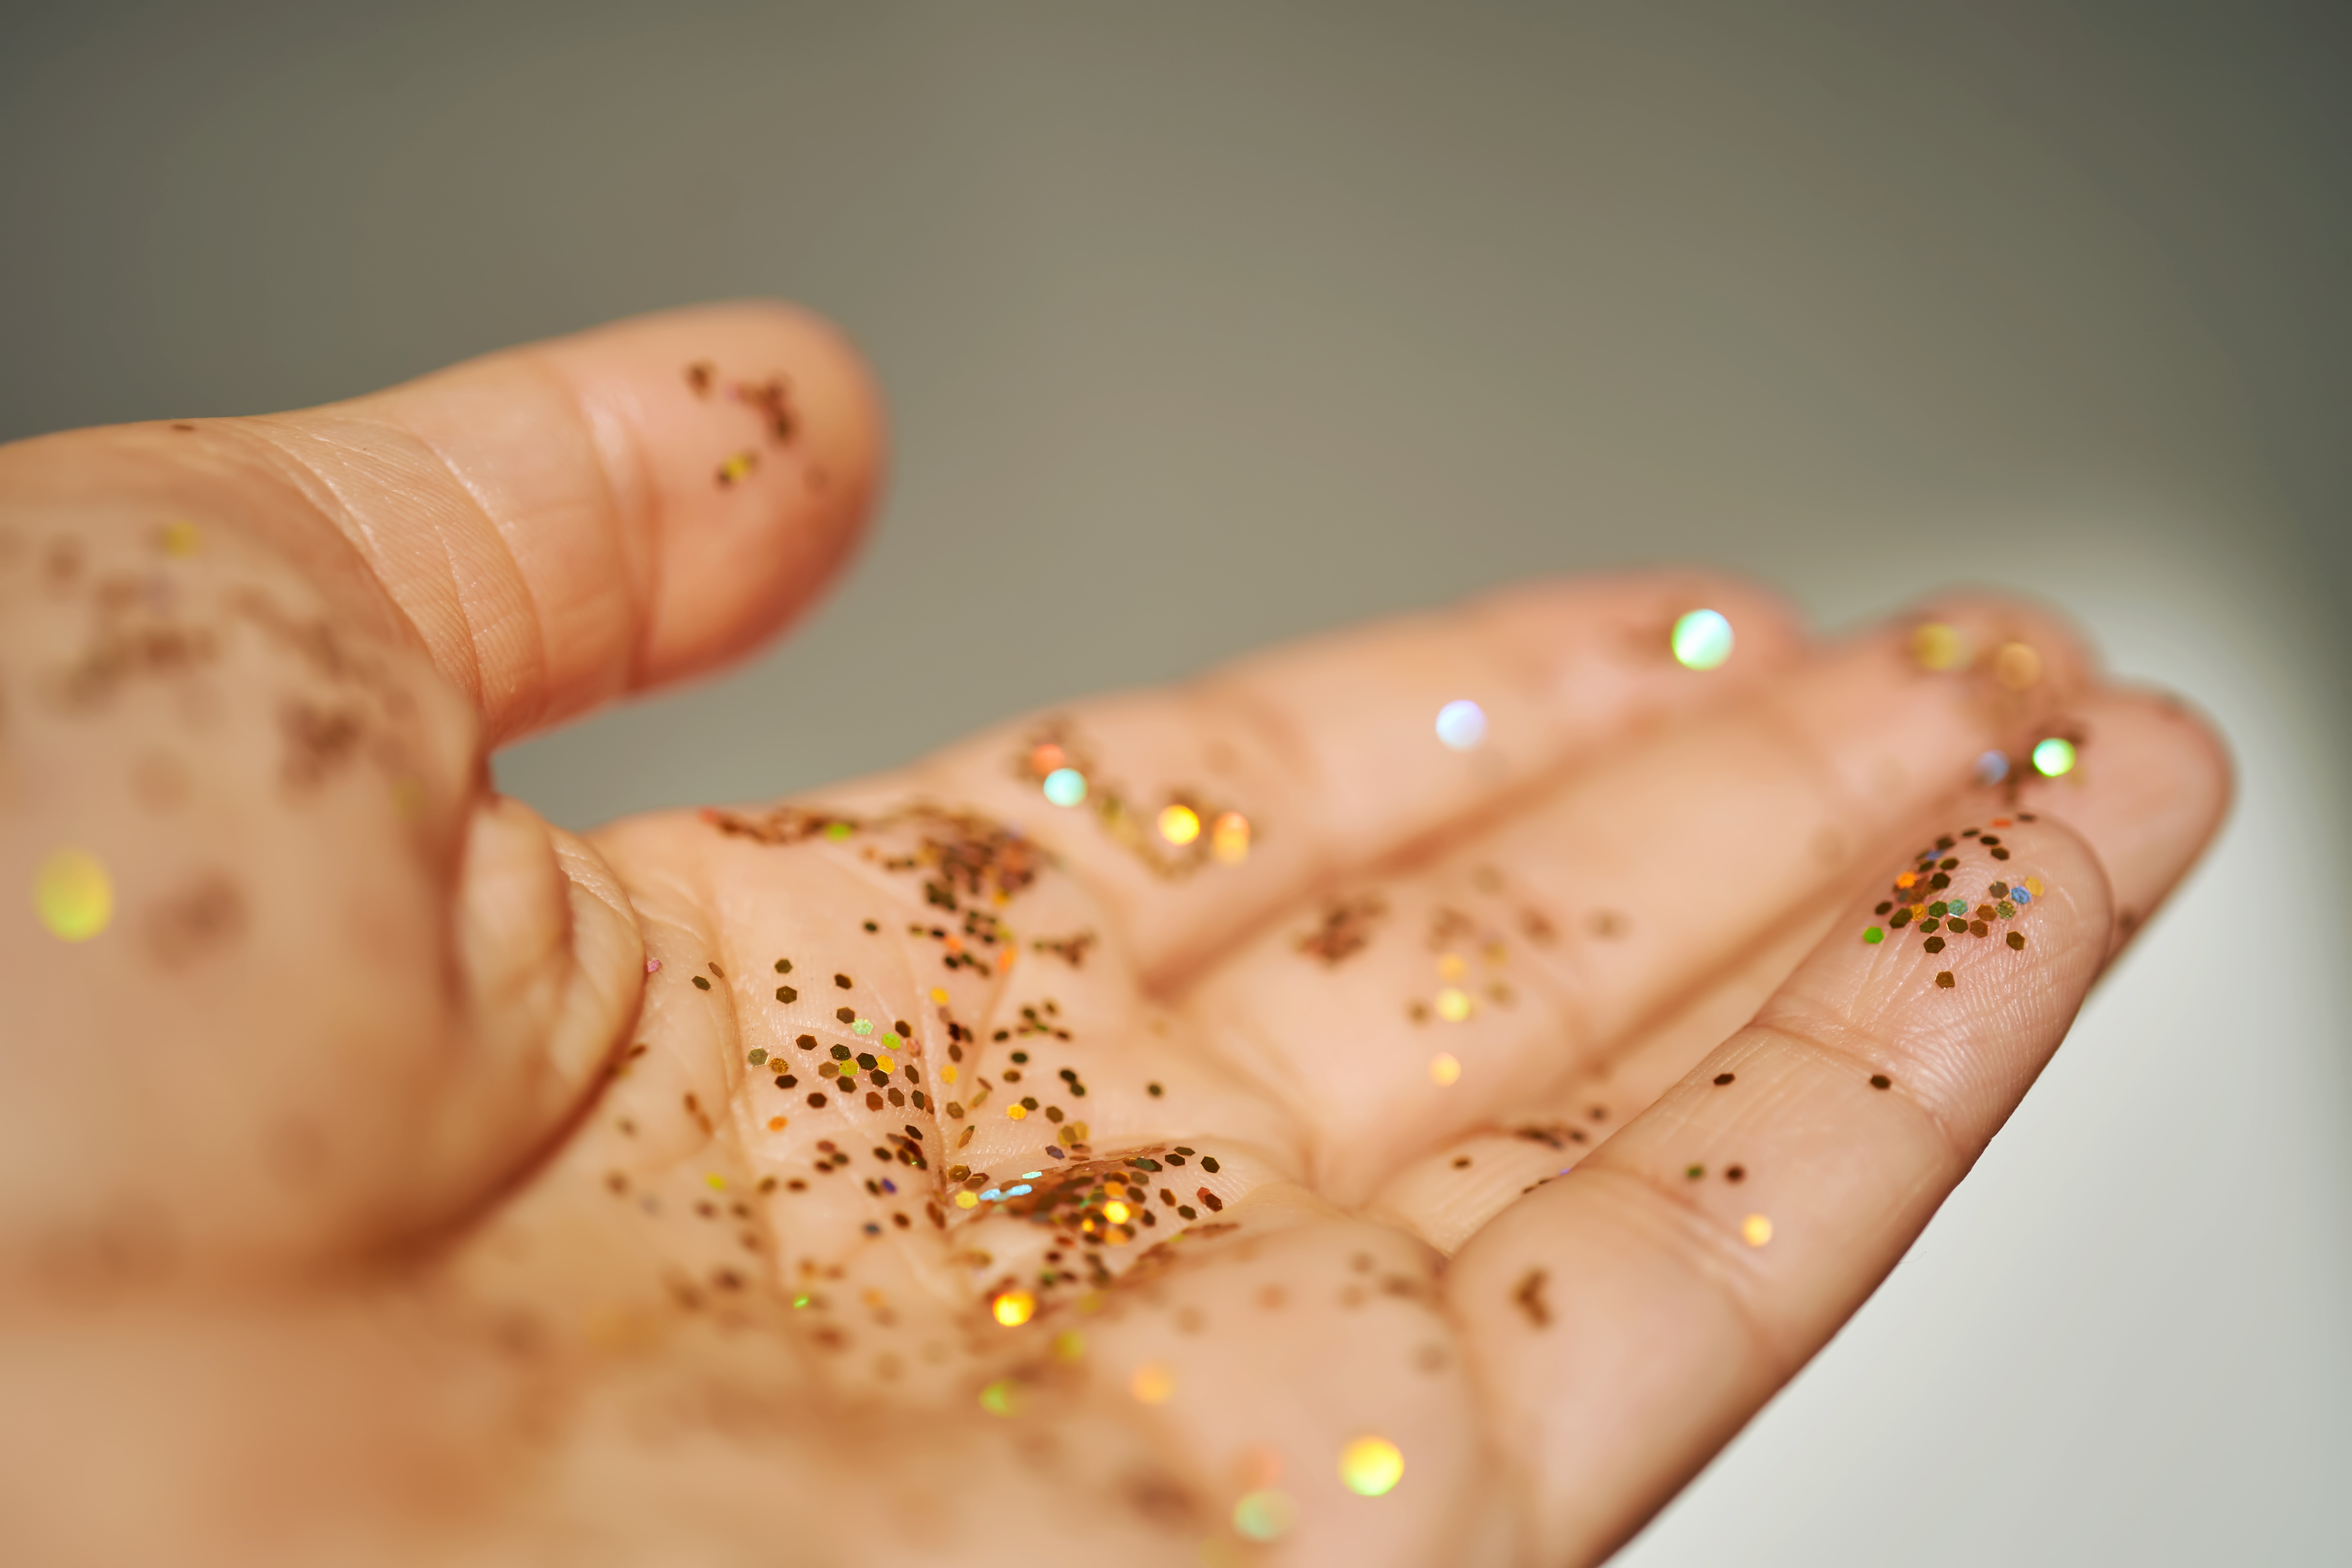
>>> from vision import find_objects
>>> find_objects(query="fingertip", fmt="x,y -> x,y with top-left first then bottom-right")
531,299 -> 887,695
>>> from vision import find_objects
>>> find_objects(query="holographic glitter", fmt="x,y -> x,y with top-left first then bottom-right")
1042,768 -> 1087,807
1911,621 -> 1967,671
1157,804 -> 1202,846
1232,1489 -> 1298,1543
1435,699 -> 1488,751
34,848 -> 112,942
991,1290 -> 1036,1327
1975,750 -> 2010,784
1428,1052 -> 1462,1086
1671,608 -> 1735,670
1339,1436 -> 1405,1497
1434,987 -> 1472,1023
2031,737 -> 2077,777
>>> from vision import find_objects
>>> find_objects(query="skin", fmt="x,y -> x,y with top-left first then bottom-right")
0,303 -> 2230,1567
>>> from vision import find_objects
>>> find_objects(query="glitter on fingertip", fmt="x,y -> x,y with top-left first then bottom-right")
1434,987 -> 1472,1023
1157,804 -> 1201,846
1975,750 -> 2010,784
1042,768 -> 1088,807
1130,1363 -> 1175,1404
1339,1436 -> 1405,1497
1428,1052 -> 1462,1086
33,848 -> 112,942
1671,608 -> 1735,670
1742,1214 -> 1773,1247
991,1290 -> 1036,1328
1211,811 -> 1252,864
1435,699 -> 1488,751
2032,737 -> 2077,777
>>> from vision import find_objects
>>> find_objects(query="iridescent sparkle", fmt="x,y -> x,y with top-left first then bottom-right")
1672,608 -> 1735,670
2032,737 -> 2078,777
1435,699 -> 1488,751
1042,768 -> 1088,808
34,848 -> 112,942
1339,1436 -> 1405,1497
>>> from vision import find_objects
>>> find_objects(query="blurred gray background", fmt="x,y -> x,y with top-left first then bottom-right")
4,2 -> 2346,1561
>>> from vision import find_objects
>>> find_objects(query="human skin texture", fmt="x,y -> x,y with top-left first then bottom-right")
0,304 -> 2229,1567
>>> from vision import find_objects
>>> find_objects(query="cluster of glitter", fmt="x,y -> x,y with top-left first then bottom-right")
686,359 -> 805,491
1016,729 -> 1252,875
1860,819 -> 2046,987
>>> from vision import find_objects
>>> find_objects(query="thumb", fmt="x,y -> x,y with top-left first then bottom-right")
5,301 -> 886,745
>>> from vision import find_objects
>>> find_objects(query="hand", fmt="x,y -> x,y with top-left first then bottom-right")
0,303 -> 2227,1566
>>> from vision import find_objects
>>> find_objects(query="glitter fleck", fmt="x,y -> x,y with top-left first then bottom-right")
1157,804 -> 1201,846
991,1290 -> 1036,1328
1339,1435 -> 1405,1497
1435,699 -> 1488,751
1911,621 -> 1967,671
1862,926 -> 1884,944
1741,1214 -> 1773,1247
1994,641 -> 2042,690
159,519 -> 202,557
1211,811 -> 1252,864
1975,750 -> 2011,784
2032,737 -> 2077,777
1130,1362 -> 1175,1404
1434,988 -> 1472,1023
1042,768 -> 1087,808
955,1191 -> 979,1209
978,1379 -> 1022,1416
1671,608 -> 1735,670
1428,1052 -> 1462,1086
1232,1489 -> 1298,1543
33,848 -> 112,942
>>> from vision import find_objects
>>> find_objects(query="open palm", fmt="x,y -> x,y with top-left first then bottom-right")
0,305 -> 2226,1566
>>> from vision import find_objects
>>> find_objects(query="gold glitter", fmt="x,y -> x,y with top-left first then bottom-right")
955,1191 -> 979,1209
1437,953 -> 1466,980
34,848 -> 113,942
767,1116 -> 787,1131
1428,1053 -> 1461,1087
991,1290 -> 1036,1328
1052,1329 -> 1086,1362
930,987 -> 948,1004
1741,1214 -> 1773,1247
705,1174 -> 726,1191
1434,987 -> 1472,1023
1130,1362 -> 1175,1404
1911,621 -> 1967,671
2024,877 -> 2045,897
1156,804 -> 1201,846
1994,641 -> 2042,690
1211,811 -> 1251,864
1103,1200 -> 1132,1223
1339,1435 -> 1405,1497
159,519 -> 201,557
1006,1104 -> 1028,1120
942,1065 -> 958,1084
717,450 -> 759,486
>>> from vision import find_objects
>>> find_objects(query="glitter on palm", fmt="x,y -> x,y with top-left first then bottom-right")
1232,1489 -> 1298,1543
1339,1435 -> 1405,1497
34,848 -> 112,942
2032,737 -> 2077,777
1672,608 -> 1735,670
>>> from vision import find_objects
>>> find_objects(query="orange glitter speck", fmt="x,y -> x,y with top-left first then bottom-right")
1895,872 -> 1917,889
1994,641 -> 2042,690
1130,1362 -> 1175,1404
1211,811 -> 1251,864
767,1116 -> 787,1132
1027,742 -> 1066,778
